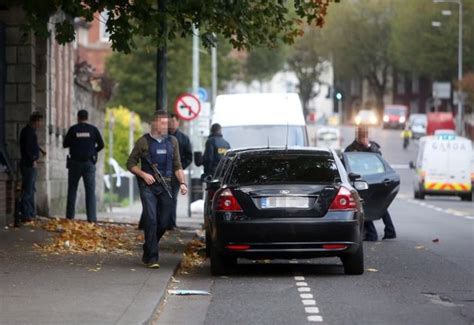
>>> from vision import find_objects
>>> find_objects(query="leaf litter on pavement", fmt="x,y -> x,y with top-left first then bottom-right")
178,238 -> 206,274
30,218 -> 142,255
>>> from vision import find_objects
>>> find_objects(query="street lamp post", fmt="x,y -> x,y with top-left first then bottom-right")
434,0 -> 463,134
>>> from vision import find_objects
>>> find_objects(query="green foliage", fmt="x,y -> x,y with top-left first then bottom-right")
106,36 -> 239,120
390,0 -> 474,80
17,0 -> 333,53
287,27 -> 328,115
244,45 -> 287,83
104,106 -> 143,172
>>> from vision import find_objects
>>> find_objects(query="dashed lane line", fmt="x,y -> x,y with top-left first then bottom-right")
405,198 -> 474,221
292,271 -> 324,323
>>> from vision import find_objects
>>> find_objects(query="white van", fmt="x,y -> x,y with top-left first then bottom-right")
410,134 -> 472,201
212,93 -> 308,148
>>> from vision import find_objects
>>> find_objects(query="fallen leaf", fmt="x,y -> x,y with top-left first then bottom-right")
130,269 -> 136,272
415,245 -> 425,250
367,268 -> 378,272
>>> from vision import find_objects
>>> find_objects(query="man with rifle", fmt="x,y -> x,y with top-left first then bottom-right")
127,110 -> 188,268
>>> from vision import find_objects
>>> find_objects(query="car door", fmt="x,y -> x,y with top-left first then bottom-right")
342,152 -> 400,221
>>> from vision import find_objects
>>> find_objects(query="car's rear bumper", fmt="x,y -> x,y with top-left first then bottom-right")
211,214 -> 362,259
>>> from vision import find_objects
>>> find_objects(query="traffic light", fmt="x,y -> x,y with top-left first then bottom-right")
335,91 -> 343,101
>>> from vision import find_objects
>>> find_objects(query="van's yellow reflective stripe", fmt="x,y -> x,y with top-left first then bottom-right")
424,182 -> 471,191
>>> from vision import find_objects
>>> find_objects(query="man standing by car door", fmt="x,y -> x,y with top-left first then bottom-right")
168,113 -> 193,229
127,110 -> 188,268
63,110 -> 104,223
203,123 -> 230,179
345,126 -> 397,241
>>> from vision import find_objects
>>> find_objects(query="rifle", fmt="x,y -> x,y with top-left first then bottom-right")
142,156 -> 173,198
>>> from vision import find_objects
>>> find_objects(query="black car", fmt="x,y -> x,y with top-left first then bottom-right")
204,148 -> 373,276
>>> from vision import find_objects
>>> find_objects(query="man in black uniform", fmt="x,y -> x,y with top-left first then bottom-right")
202,123 -> 230,178
345,126 -> 397,241
19,111 -> 46,222
127,111 -> 188,268
168,113 -> 193,229
63,110 -> 104,222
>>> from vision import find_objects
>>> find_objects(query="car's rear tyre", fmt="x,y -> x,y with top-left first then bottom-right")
460,193 -> 473,202
341,243 -> 364,275
210,244 -> 236,276
205,229 -> 211,258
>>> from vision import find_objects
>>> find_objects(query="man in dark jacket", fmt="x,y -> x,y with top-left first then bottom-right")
63,110 -> 104,222
203,123 -> 230,178
19,111 -> 45,222
344,126 -> 397,241
168,113 -> 193,229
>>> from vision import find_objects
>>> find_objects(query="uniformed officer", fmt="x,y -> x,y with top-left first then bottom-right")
202,123 -> 230,178
63,110 -> 104,222
345,125 -> 397,241
168,113 -> 193,229
127,110 -> 188,268
19,111 -> 46,222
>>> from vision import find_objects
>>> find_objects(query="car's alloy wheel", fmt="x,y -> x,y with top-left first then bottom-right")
341,243 -> 364,275
210,244 -> 236,276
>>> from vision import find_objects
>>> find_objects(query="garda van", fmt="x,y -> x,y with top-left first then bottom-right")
211,93 -> 308,148
410,133 -> 473,201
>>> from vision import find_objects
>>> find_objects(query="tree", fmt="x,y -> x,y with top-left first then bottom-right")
104,106 -> 143,171
322,0 -> 394,113
244,45 -> 286,87
287,28 -> 328,116
390,0 -> 474,80
106,35 -> 238,120
17,0 -> 333,53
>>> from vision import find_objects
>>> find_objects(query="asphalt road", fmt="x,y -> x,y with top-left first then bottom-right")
156,126 -> 474,325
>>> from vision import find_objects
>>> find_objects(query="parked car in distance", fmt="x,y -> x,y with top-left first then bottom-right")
204,147 -> 375,276
408,114 -> 427,139
316,127 -> 341,151
354,110 -> 378,126
383,105 -> 408,129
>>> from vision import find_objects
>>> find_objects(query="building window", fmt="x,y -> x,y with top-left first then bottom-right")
99,10 -> 111,42
397,74 -> 405,95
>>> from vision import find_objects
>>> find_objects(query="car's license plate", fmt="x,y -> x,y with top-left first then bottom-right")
260,197 -> 309,209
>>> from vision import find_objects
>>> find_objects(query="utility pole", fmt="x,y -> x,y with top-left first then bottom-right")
211,42 -> 218,109
128,112 -> 135,206
156,0 -> 167,111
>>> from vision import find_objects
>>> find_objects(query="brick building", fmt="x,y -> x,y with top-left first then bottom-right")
0,6 -> 111,226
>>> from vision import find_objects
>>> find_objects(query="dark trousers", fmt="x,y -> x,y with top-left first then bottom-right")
139,182 -> 173,264
66,160 -> 97,222
170,178 -> 180,228
364,211 -> 396,240
20,165 -> 37,219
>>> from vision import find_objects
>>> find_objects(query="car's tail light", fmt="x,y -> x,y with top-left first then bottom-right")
215,189 -> 243,212
329,187 -> 357,211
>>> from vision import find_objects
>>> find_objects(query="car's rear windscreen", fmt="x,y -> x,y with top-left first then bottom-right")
230,154 -> 340,185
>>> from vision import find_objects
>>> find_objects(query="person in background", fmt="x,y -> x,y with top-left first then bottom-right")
63,110 -> 104,223
345,125 -> 397,241
202,123 -> 230,179
19,111 -> 46,222
168,113 -> 193,229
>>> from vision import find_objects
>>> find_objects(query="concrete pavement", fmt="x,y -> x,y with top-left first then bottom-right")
0,202 -> 202,324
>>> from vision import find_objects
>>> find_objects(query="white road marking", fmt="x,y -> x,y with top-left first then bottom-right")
465,216 -> 474,220
296,282 -> 309,286
305,307 -> 320,314
300,293 -> 314,299
307,315 -> 324,322
302,299 -> 316,306
294,276 -> 305,281
403,197 -> 473,220
298,287 -> 311,292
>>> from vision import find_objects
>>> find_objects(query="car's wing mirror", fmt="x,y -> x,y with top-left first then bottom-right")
409,161 -> 415,169
348,172 -> 361,181
353,180 -> 369,191
194,151 -> 203,167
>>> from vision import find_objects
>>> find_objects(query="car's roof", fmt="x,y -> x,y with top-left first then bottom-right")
226,146 -> 334,158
